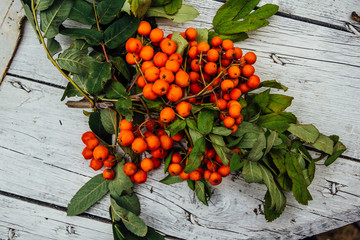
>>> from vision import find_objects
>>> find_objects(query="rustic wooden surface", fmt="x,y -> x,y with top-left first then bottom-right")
1,0 -> 360,239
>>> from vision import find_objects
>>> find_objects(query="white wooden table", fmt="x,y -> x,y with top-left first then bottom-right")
1,0 -> 360,239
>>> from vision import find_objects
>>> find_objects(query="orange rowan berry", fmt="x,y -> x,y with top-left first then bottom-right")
141,61 -> 155,73
209,172 -> 222,185
185,27 -> 197,40
151,157 -> 161,169
197,42 -> 210,54
85,138 -> 99,150
159,69 -> 175,84
190,59 -> 201,72
157,129 -> 166,136
221,79 -> 235,92
221,58 -> 231,67
166,84 -> 183,102
143,83 -> 158,100
118,130 -> 135,147
160,107 -> 176,123
229,105 -> 241,118
176,101 -> 192,117
139,46 -> 154,61
137,76 -> 146,88
229,88 -> 242,100
146,135 -> 161,151
82,131 -> 96,144
239,83 -> 250,93
168,163 -> 182,176
175,71 -> 190,87
160,134 -> 173,150
90,158 -> 103,171
165,59 -> 180,72
232,78 -> 239,87
211,36 -> 222,47
151,147 -> 166,158
223,93 -> 231,101
236,115 -> 244,125
123,162 -> 137,176
222,39 -> 234,51
215,99 -> 227,110
187,97 -> 196,103
126,53 -> 140,65
103,169 -> 115,180
132,137 -> 147,154
119,119 -> 133,131
189,170 -> 202,181
82,147 -> 93,160
247,75 -> 260,88
179,170 -> 190,180
204,170 -> 211,180
224,49 -> 234,59
189,71 -> 200,83
125,38 -> 142,53
93,146 -> 109,160
204,62 -> 218,75
228,66 -> 241,78
171,152 -> 182,163
103,155 -> 116,168
207,161 -> 218,172
153,52 -> 168,67
206,49 -> 219,62
223,116 -> 235,128
234,47 -> 243,59
212,77 -> 221,86
190,83 -> 203,94
169,53 -> 183,65
230,124 -> 238,134
134,169 -> 147,183
152,79 -> 169,95
137,21 -> 151,35
244,52 -> 257,65
149,28 -> 164,42
161,40 -> 177,55
216,154 -> 223,164
144,66 -> 160,82
141,158 -> 154,172
171,133 -> 183,141
188,46 -> 198,59
242,65 -> 255,77
189,41 -> 198,47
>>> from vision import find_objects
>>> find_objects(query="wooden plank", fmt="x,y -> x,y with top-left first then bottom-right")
0,0 -> 24,83
0,194 -> 112,240
7,16 -> 360,159
0,76 -> 359,239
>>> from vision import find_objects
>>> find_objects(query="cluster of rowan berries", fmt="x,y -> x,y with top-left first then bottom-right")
81,131 -> 116,180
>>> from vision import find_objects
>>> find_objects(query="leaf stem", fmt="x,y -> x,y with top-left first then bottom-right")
30,0 -> 95,107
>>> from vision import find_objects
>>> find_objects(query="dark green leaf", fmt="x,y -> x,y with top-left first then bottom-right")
230,152 -> 243,172
130,0 -> 152,17
213,0 -> 256,26
69,0 -> 96,25
115,99 -> 134,122
208,31 -> 248,43
86,62 -> 112,95
167,119 -> 186,137
209,134 -> 232,166
104,15 -> 140,49
171,32 -> 189,55
106,81 -> 128,99
237,132 -> 260,149
252,89 -> 270,112
267,94 -> 293,113
115,194 -> 141,216
112,56 -> 132,80
57,48 -> 93,74
215,18 -> 269,35
211,126 -> 232,136
195,180 -> 208,205
247,133 -> 266,161
146,5 -> 199,23
100,109 -> 117,135
287,124 -> 320,144
47,38 -> 62,57
247,4 -> 279,20
97,0 -> 126,24
111,198 -> 148,237
258,112 -> 297,133
113,223 -> 125,240
164,0 -> 182,15
21,2 -> 40,40
160,174 -> 184,184
37,0 -> 54,11
285,152 -> 313,205
187,179 -> 195,190
195,28 -> 208,44
89,111 -> 112,144
61,82 -> 81,100
188,128 -> 202,143
146,227 -> 165,240
40,0 -> 74,38
197,109 -> 215,135
67,174 -> 109,216
325,141 -> 346,166
109,162 -> 134,198
70,39 -> 90,52
264,190 -> 285,222
311,134 -> 334,155
60,28 -> 103,46
184,138 -> 206,173
232,121 -> 264,138
186,118 -> 198,131
164,151 -> 173,173
264,130 -> 278,156
242,160 -> 262,183
142,97 -> 163,110
260,80 -> 288,91
233,0 -> 260,20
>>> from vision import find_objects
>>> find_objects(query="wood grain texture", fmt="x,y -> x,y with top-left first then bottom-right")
0,76 -> 359,239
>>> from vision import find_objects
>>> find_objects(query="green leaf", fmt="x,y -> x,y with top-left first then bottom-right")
195,28 -> 208,43
215,18 -> 269,35
187,179 -> 195,190
287,124 -> 320,144
40,0 -> 74,38
112,56 -> 132,80
86,62 -> 112,95
47,38 -> 62,57
195,180 -> 208,205
167,119 -> 186,137
146,4 -> 199,23
188,128 -> 202,143
130,0 -> 152,17
247,133 -> 266,161
267,94 -> 293,113
233,0 -> 260,20
213,0 -> 257,27
109,162 -> 134,200
111,198 -> 148,237
60,28 -> 103,46
164,0 -> 182,15
61,82 -> 81,100
230,152 -> 243,172
197,109 -> 215,135
146,227 -> 165,240
160,174 -> 184,184
171,32 -> 189,55
211,127 -> 232,136
311,134 -> 334,155
247,4 -> 279,20
67,174 -> 109,216
68,0 -> 96,25
325,141 -> 346,166
186,118 -> 198,131
113,222 -> 125,240
164,151 -> 173,173
104,14 -> 140,49
89,111 -> 112,144
285,152 -> 313,205
264,131 -> 278,156
97,0 -> 126,24
106,81 -> 128,99
115,194 -> 141,216
260,80 -> 288,91
115,99 -> 134,122
232,121 -> 264,138
70,39 -> 90,52
209,134 -> 232,166
57,48 -> 93,74
253,89 -> 270,112
37,0 -> 54,11
184,138 -> 206,173
242,160 -> 262,183
264,190 -> 285,222
21,2 -> 40,41
100,109 -> 117,135
258,112 -> 297,133
208,31 -> 248,43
